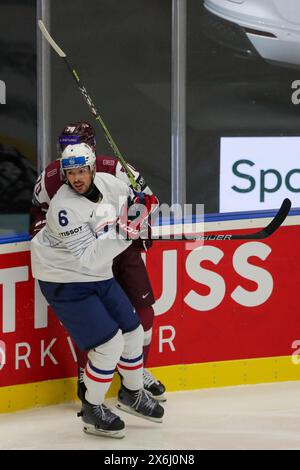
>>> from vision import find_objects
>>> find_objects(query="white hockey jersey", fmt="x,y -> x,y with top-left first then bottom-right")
31,173 -> 132,283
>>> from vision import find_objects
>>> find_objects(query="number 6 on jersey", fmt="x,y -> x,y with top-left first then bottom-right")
58,210 -> 69,227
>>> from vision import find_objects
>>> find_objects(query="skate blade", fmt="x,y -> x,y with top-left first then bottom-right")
116,402 -> 163,423
149,392 -> 167,402
83,423 -> 125,439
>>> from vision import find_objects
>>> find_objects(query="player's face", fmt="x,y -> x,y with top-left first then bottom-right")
65,166 -> 93,194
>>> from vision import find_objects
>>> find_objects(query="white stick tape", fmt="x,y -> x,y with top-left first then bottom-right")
38,20 -> 66,58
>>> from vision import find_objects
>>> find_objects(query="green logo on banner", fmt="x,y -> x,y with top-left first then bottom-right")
232,159 -> 300,202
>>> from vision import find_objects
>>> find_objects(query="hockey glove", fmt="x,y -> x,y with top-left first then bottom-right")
116,193 -> 158,240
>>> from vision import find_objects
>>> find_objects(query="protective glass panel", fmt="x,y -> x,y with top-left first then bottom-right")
51,0 -> 171,204
187,0 -> 300,212
0,0 -> 37,233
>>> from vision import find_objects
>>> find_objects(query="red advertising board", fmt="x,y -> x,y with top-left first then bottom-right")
0,220 -> 299,388
146,224 -> 300,367
0,247 -> 76,387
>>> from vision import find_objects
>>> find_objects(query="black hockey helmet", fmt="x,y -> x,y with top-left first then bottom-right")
58,122 -> 96,153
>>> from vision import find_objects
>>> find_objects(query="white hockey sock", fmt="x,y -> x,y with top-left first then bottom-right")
117,324 -> 144,391
84,329 -> 124,405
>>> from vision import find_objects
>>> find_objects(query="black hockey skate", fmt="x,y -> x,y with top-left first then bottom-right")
116,386 -> 164,423
78,401 -> 125,439
143,369 -> 166,402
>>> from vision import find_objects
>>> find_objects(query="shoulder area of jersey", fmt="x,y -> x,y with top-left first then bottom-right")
96,155 -> 117,165
94,171 -> 116,183
51,182 -> 78,206
94,171 -> 128,189
49,187 -> 83,225
44,159 -> 61,178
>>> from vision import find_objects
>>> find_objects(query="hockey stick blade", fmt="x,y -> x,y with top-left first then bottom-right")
229,198 -> 291,240
156,198 -> 291,242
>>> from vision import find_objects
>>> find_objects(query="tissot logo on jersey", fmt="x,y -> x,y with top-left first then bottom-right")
59,226 -> 83,237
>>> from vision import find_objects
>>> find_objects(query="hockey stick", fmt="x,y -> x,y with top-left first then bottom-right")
153,198 -> 291,241
37,20 -> 138,190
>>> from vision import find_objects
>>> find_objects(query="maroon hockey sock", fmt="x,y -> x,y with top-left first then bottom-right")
143,344 -> 151,365
136,305 -> 154,367
74,344 -> 88,372
136,305 -> 154,332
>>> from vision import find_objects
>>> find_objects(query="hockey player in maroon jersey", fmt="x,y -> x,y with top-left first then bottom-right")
30,122 -> 166,402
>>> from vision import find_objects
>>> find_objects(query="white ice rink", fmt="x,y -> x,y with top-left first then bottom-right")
1,381 -> 300,450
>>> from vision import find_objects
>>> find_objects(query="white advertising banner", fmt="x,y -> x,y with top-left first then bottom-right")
220,136 -> 300,212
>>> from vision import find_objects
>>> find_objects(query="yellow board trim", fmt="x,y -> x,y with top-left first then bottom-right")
1,355 -> 299,413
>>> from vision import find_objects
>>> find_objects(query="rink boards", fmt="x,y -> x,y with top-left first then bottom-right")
0,210 -> 300,412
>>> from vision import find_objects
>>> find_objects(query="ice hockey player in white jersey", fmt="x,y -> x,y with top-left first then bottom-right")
31,143 -> 164,438
30,121 -> 166,403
